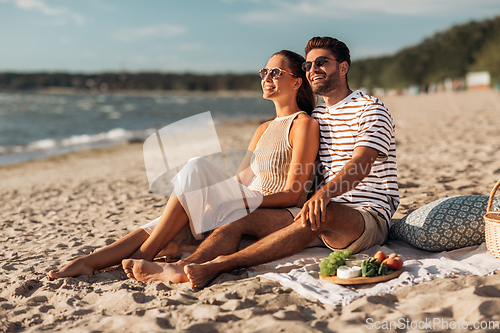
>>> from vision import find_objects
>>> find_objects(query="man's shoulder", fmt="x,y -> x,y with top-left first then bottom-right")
312,91 -> 388,114
350,91 -> 388,111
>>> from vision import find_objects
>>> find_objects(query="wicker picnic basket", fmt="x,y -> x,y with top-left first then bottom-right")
485,180 -> 500,259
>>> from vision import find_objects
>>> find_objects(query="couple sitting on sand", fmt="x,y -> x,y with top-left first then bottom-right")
48,36 -> 399,288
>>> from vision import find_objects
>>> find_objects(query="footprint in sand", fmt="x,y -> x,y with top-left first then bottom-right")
132,292 -> 154,304
38,305 -> 54,313
437,176 -> 456,183
473,285 -> 500,297
27,296 -> 48,305
0,303 -> 15,310
14,280 -> 42,297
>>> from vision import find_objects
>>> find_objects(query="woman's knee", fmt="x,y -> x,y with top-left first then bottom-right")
184,157 -> 209,172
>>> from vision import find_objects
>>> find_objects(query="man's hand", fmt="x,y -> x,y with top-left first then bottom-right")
294,187 -> 330,231
294,146 -> 380,231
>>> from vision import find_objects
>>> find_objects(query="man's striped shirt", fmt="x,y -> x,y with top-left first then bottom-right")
312,90 -> 399,226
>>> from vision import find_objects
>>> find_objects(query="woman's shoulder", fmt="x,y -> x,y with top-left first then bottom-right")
293,112 -> 319,130
256,120 -> 273,133
250,120 -> 273,143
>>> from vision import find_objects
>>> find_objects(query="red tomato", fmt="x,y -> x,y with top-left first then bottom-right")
382,256 -> 403,270
373,251 -> 387,263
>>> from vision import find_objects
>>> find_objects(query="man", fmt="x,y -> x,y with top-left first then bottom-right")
122,37 -> 399,288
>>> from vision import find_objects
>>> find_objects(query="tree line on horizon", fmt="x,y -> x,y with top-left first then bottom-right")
349,15 -> 500,90
1,16 -> 499,92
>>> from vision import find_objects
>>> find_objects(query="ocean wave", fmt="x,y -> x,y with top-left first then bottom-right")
0,128 -> 154,155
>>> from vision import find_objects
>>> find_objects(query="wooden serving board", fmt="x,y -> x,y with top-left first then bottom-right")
320,269 -> 403,285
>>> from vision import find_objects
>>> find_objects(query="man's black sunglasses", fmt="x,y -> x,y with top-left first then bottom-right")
302,56 -> 339,72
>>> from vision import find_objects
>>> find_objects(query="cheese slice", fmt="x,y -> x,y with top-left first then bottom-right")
336,265 -> 362,279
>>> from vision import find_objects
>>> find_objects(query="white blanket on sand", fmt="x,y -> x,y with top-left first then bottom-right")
246,240 -> 500,306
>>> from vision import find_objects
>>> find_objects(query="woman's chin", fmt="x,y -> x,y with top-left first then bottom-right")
262,92 -> 275,100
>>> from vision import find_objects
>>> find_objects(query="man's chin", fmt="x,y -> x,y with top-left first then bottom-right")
312,85 -> 329,95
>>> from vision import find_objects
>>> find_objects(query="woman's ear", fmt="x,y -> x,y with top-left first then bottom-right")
294,77 -> 302,90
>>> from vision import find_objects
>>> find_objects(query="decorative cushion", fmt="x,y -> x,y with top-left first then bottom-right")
389,195 -> 500,252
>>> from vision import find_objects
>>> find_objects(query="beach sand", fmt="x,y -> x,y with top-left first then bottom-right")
1,90 -> 500,332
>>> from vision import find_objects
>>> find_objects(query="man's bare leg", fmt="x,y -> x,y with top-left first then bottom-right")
47,228 -> 149,280
185,202 -> 364,288
121,208 -> 294,283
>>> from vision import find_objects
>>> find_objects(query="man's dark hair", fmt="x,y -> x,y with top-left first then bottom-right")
304,37 -> 351,66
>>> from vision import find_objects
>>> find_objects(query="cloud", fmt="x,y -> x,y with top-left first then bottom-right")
179,43 -> 203,51
238,0 -> 500,23
13,0 -> 85,25
110,24 -> 187,42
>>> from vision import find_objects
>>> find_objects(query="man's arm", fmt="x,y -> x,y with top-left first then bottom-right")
295,146 -> 379,231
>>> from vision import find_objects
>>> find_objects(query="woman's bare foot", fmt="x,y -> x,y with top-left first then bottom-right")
184,257 -> 226,288
121,259 -> 189,283
47,257 -> 95,280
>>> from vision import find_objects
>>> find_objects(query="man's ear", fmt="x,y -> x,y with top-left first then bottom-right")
340,62 -> 349,75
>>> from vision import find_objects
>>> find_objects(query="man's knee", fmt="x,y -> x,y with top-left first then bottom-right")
322,202 -> 362,226
319,202 -> 365,249
315,202 -> 364,237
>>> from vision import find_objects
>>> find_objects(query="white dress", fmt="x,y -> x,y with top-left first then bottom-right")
140,157 -> 263,240
140,111 -> 313,241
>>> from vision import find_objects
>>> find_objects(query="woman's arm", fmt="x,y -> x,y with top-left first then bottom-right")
233,121 -> 271,186
258,115 -> 320,208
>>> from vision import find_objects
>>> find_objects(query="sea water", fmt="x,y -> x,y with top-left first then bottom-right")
0,92 -> 275,166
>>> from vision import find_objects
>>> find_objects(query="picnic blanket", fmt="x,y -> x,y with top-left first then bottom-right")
247,241 -> 500,306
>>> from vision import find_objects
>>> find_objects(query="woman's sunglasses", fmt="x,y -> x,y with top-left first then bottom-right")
301,56 -> 338,72
259,67 -> 297,80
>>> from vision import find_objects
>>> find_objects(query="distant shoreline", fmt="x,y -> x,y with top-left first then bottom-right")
1,87 -> 263,97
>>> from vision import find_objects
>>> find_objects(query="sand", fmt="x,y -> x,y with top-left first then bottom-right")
1,90 -> 500,332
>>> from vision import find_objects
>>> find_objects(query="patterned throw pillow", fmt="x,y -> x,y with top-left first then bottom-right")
389,195 -> 500,252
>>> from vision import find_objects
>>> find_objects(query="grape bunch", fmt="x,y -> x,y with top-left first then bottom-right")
319,249 -> 353,276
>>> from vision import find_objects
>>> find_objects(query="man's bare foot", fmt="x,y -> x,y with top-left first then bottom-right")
184,257 -> 226,288
47,257 -> 95,280
121,259 -> 189,283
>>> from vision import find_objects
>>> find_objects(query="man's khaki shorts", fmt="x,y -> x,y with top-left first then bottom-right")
286,206 -> 388,254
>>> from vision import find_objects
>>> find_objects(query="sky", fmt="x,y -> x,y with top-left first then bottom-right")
0,0 -> 499,74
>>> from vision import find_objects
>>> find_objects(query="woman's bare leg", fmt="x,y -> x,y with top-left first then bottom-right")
121,196 -> 190,282
129,195 -> 189,261
48,195 -> 190,280
47,228 -> 149,280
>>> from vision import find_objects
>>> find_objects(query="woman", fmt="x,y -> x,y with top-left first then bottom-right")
47,50 -> 319,282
